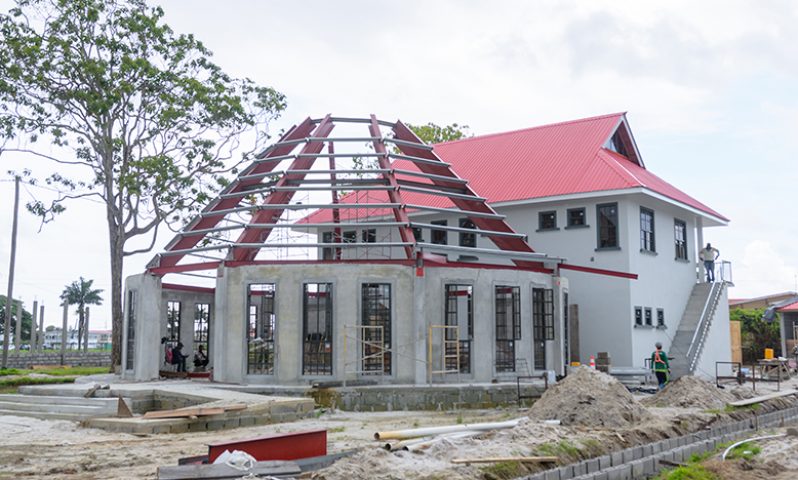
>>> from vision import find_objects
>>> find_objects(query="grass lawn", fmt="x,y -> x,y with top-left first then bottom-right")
0,366 -> 108,377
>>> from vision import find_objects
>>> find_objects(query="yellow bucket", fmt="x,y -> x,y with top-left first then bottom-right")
764,348 -> 774,360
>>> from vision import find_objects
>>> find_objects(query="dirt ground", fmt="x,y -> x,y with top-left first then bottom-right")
0,370 -> 796,480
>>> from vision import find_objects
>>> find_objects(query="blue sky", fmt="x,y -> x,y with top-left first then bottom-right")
0,0 -> 796,328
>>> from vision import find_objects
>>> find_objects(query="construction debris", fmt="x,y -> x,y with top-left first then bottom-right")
727,389 -> 798,407
528,366 -> 652,428
374,419 -> 522,440
157,459 -> 301,480
143,404 -> 247,420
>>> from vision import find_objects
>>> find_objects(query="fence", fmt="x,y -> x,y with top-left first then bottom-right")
2,351 -> 112,369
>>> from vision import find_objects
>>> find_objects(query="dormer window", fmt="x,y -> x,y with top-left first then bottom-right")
605,130 -> 630,158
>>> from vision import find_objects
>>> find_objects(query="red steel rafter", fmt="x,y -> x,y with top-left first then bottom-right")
369,115 -> 415,259
151,118 -> 316,271
229,115 -> 335,262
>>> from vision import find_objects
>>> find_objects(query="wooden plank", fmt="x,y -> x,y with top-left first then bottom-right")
727,389 -> 798,407
157,460 -> 300,480
451,456 -> 558,464
143,403 -> 247,420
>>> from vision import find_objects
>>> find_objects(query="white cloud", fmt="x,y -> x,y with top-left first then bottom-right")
732,240 -> 798,297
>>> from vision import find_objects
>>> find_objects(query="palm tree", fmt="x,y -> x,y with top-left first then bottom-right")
60,277 -> 103,351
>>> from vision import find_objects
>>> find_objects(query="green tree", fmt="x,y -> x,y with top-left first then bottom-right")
407,122 -> 471,144
0,295 -> 33,342
60,277 -> 104,350
0,0 -> 286,367
730,307 -> 782,361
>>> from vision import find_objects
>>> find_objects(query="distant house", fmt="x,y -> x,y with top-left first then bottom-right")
43,329 -> 112,350
729,292 -> 798,310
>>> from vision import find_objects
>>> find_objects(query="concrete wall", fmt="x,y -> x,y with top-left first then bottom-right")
211,262 -> 563,385
696,285 -> 732,378
122,273 -> 163,381
2,352 -> 111,369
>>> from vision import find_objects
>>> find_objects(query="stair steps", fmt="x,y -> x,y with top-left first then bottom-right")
0,393 -> 121,421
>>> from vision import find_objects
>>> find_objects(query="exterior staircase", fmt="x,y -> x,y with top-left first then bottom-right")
0,393 -> 121,421
668,282 -> 726,379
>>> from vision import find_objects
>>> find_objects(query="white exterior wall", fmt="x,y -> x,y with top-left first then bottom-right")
696,286 -> 732,378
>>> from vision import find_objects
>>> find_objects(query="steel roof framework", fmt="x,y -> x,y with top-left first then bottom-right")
147,115 -> 573,276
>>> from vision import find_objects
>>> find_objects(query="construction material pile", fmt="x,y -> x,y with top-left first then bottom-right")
641,376 -> 733,409
528,367 -> 651,428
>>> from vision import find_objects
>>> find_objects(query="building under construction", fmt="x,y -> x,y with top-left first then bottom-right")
123,115 -> 589,385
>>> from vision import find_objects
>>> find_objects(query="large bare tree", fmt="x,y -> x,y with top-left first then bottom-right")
0,0 -> 286,368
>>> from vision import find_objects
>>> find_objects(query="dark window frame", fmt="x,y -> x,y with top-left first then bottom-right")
166,300 -> 181,343
640,207 -> 656,253
458,218 -> 476,248
362,228 -> 376,243
634,306 -> 643,326
361,283 -> 392,375
193,303 -> 211,357
495,285 -> 521,373
674,219 -> 688,260
431,220 -> 448,245
444,284 -> 473,374
644,307 -> 653,326
596,203 -> 619,249
566,207 -> 587,228
538,210 -> 558,231
532,288 -> 554,370
656,308 -> 665,328
343,230 -> 357,243
411,227 -> 423,242
247,284 -> 276,375
321,231 -> 334,260
302,283 -> 334,376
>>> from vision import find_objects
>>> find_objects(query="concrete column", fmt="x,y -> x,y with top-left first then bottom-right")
30,300 -> 38,353
83,307 -> 90,351
122,273 -> 163,380
38,305 -> 44,350
14,300 -> 22,352
473,276 -> 493,381
696,216 -> 705,282
60,302 -> 68,365
412,273 -> 428,384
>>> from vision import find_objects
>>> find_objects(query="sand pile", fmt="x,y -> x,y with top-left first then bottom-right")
642,375 -> 734,409
528,367 -> 652,428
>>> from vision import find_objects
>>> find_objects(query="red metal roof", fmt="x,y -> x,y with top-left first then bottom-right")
304,113 -> 728,223
778,301 -> 798,312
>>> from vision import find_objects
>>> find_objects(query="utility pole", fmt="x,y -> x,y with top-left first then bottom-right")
14,299 -> 22,351
2,176 -> 20,369
31,300 -> 38,353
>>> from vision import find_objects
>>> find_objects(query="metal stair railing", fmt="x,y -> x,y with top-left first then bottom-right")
686,282 -> 725,373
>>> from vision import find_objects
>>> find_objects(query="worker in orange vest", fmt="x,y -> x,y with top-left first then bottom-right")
651,342 -> 670,390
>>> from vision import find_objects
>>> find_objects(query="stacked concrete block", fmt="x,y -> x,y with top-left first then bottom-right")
595,352 -> 611,373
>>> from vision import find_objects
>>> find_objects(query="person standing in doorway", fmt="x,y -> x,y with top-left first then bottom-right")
699,243 -> 720,282
651,342 -> 670,390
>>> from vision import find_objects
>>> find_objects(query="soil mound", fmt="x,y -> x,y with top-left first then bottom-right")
641,375 -> 733,409
528,367 -> 651,428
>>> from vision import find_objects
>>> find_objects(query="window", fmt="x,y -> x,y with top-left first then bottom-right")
566,208 -> 586,227
674,220 -> 687,260
193,303 -> 210,356
640,207 -> 656,252
361,284 -> 391,374
634,306 -> 643,326
412,227 -> 423,242
444,285 -> 473,373
495,286 -> 521,373
538,211 -> 557,230
597,203 -> 619,249
321,231 -> 334,260
303,283 -> 333,375
362,229 -> 376,243
343,230 -> 357,243
431,220 -> 447,245
166,301 -> 181,342
125,290 -> 136,370
459,218 -> 476,247
247,284 -> 276,374
532,288 -> 554,370
657,308 -> 665,328
645,307 -> 653,326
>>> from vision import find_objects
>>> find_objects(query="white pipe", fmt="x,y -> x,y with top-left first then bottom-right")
721,434 -> 785,460
405,430 -> 483,452
374,418 -> 522,441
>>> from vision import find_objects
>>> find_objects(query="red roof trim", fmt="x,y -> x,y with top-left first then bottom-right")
777,300 -> 798,312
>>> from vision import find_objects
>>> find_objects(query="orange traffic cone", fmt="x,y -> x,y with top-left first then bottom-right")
589,355 -> 596,369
